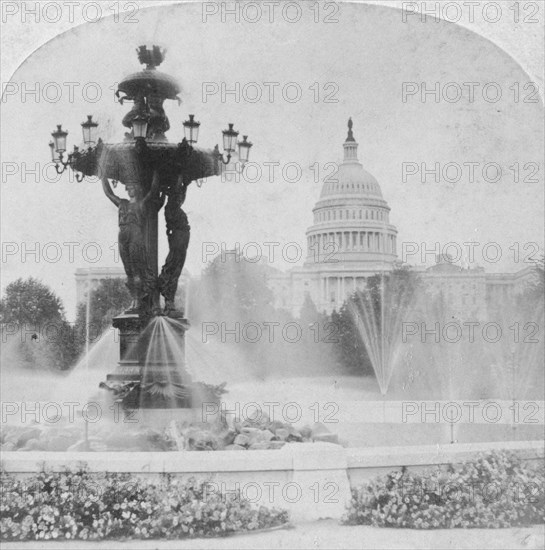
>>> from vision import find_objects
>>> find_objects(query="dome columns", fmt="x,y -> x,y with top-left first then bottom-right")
306,227 -> 397,260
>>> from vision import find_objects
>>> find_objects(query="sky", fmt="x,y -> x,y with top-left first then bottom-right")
1,1 -> 544,319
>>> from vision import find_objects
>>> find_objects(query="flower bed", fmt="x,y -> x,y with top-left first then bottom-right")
342,450 -> 544,529
0,467 -> 289,541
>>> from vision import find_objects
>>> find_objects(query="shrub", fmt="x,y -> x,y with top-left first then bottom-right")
343,450 -> 544,529
0,467 -> 288,541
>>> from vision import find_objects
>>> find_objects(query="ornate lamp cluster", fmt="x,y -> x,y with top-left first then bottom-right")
49,116 -> 99,182
49,115 -> 253,181
47,45 -> 255,213
217,122 -> 252,165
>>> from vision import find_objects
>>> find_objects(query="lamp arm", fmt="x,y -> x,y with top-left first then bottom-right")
214,145 -> 231,165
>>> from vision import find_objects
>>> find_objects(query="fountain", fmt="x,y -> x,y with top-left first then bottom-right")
48,45 -> 253,414
340,265 -> 544,446
348,268 -> 420,396
38,47 -> 545,447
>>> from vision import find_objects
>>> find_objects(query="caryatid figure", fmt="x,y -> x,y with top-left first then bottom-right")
158,175 -> 190,314
101,172 -> 161,312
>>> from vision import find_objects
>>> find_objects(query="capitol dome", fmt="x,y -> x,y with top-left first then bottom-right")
320,163 -> 383,199
268,119 -> 399,314
304,118 -> 398,270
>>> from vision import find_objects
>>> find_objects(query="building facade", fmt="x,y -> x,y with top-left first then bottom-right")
421,257 -> 536,320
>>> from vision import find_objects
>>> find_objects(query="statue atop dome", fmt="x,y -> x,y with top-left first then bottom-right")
346,117 -> 356,142
343,117 -> 359,161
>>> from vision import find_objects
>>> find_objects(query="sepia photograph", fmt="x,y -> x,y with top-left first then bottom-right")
0,1 -> 544,548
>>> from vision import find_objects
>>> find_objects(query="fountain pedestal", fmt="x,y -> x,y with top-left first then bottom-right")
108,313 -> 147,382
106,313 -> 193,409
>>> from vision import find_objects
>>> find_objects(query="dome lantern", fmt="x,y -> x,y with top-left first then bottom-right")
343,118 -> 359,162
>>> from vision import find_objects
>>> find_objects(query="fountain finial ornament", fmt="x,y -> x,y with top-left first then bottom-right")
137,45 -> 166,69
118,46 -> 179,140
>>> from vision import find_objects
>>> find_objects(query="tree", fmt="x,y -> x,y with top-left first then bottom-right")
333,300 -> 374,376
298,293 -> 320,325
0,277 -> 64,326
0,277 -> 76,371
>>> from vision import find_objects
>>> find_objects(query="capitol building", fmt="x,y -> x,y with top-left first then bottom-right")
267,119 -> 535,317
268,119 -> 399,314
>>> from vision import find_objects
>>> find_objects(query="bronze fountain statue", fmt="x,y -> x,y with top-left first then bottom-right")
49,46 -> 253,408
101,172 -> 160,314
158,176 -> 191,316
